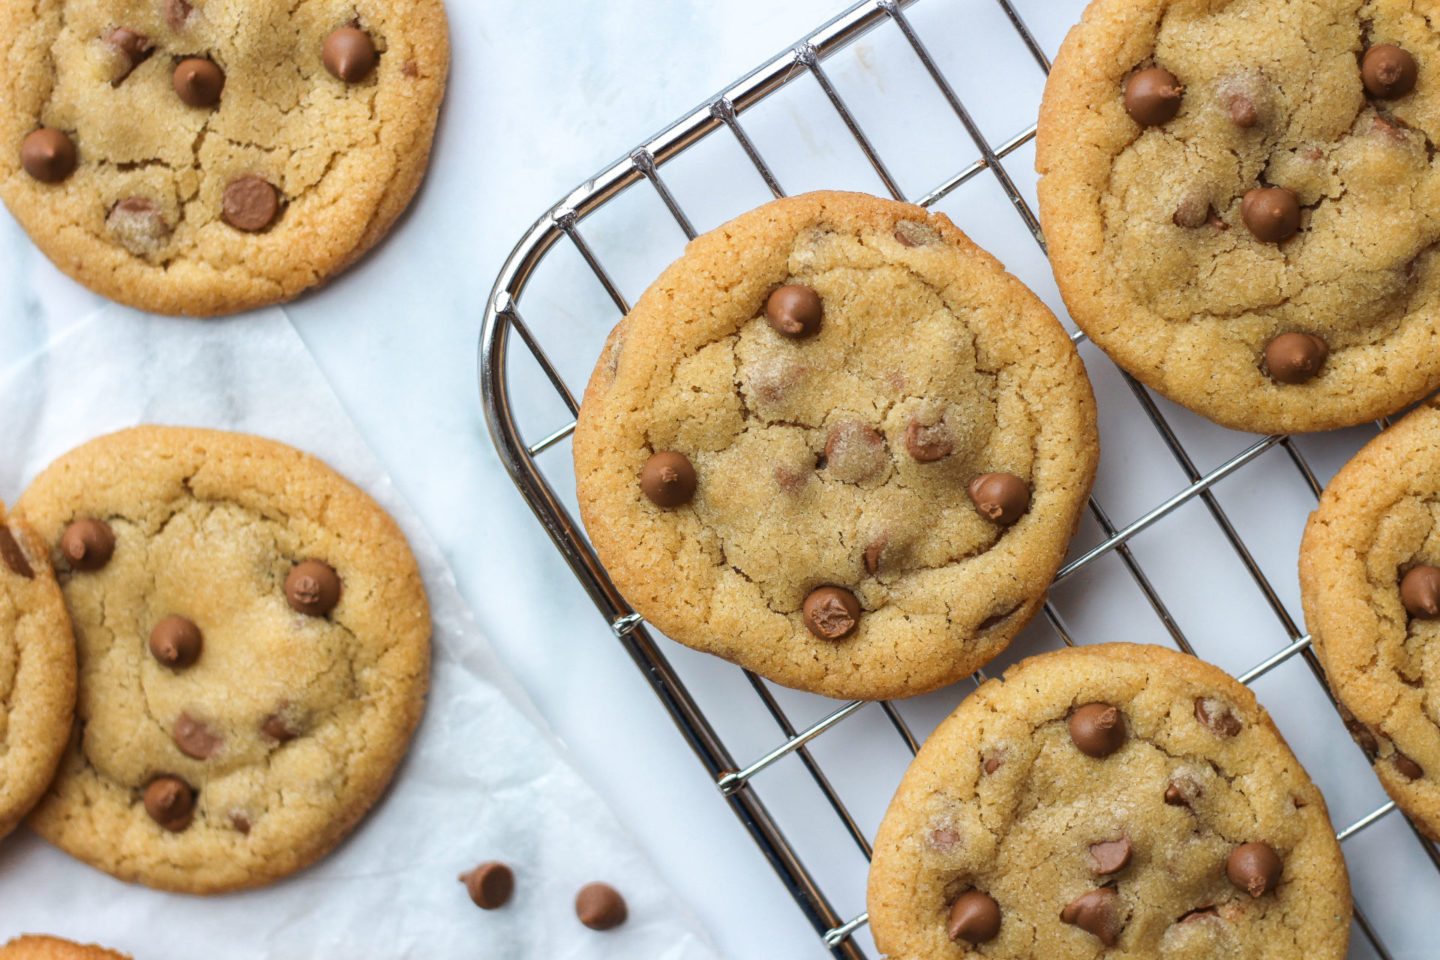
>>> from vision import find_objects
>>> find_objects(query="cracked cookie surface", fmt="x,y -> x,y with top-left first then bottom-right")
1301,400 -> 1440,839
0,0 -> 448,317
0,501 -> 77,844
0,937 -> 130,960
572,192 -> 1098,701
13,426 -> 431,893
867,643 -> 1351,960
1038,0 -> 1440,433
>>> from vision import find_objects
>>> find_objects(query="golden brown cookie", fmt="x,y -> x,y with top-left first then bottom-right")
0,501 -> 76,843
573,191 -> 1098,701
14,426 -> 431,893
1301,400 -> 1440,839
868,643 -> 1351,959
0,0 -> 449,316
0,937 -> 131,960
1038,0 -> 1440,433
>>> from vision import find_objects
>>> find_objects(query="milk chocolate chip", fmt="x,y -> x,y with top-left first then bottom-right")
1194,697 -> 1242,737
946,890 -> 1001,944
641,451 -> 696,507
968,473 -> 1030,525
174,58 -> 225,107
1061,887 -> 1124,946
143,776 -> 195,832
261,710 -> 299,743
1264,332 -> 1327,384
165,0 -> 193,30
1401,564 -> 1440,618
223,176 -> 280,232
1363,44 -> 1418,99
1069,703 -> 1126,758
324,26 -> 378,82
61,518 -> 114,570
21,129 -> 77,183
0,527 -> 34,579
863,536 -> 887,576
802,586 -> 861,641
1089,837 -> 1132,876
150,616 -> 203,668
575,882 -> 627,930
766,284 -> 823,339
172,712 -> 222,759
905,416 -> 953,462
1165,773 -> 1202,808
104,28 -> 154,85
286,560 -> 341,616
1226,842 -> 1282,897
1241,187 -> 1300,243
108,197 -> 171,255
1395,752 -> 1424,781
1124,67 -> 1183,126
460,861 -> 515,910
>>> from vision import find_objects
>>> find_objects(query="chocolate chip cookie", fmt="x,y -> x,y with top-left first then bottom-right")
868,643 -> 1351,959
13,426 -> 431,893
0,502 -> 76,843
1300,400 -> 1440,840
0,0 -> 448,316
0,938 -> 130,960
1038,0 -> 1440,433
573,191 -> 1098,700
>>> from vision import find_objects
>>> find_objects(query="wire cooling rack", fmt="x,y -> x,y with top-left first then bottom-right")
479,1 -> 1440,956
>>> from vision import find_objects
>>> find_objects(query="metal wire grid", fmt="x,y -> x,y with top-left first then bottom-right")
477,1 -> 1438,956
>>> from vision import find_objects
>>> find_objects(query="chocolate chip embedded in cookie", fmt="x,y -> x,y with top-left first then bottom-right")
20,129 -> 76,183
172,58 -> 225,108
14,426 -> 432,893
1124,67 -> 1183,125
573,191 -> 1098,700
1362,44 -> 1418,100
867,643 -> 1351,960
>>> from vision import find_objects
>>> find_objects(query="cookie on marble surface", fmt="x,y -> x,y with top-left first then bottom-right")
14,426 -> 431,893
868,642 -> 1350,959
0,937 -> 131,960
1300,400 -> 1440,840
0,501 -> 76,843
573,191 -> 1098,701
1038,0 -> 1440,433
0,0 -> 448,317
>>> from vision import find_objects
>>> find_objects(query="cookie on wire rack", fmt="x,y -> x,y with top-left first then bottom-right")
868,642 -> 1351,959
572,191 -> 1098,701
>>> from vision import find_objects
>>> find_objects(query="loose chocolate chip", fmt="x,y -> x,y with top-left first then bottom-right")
60,518 -> 114,570
1264,332 -> 1327,384
1241,187 -> 1301,243
172,712 -> 222,759
261,710 -> 299,743
1060,887 -> 1124,946
20,129 -> 77,184
575,882 -> 627,931
324,26 -> 378,82
802,586 -> 861,641
968,473 -> 1030,526
1194,697 -> 1242,737
173,58 -> 225,107
165,0 -> 193,31
223,175 -> 280,232
143,776 -> 195,832
863,536 -> 887,576
1363,44 -> 1418,99
460,861 -> 515,910
1124,67 -> 1184,126
0,527 -> 34,579
766,284 -> 823,339
150,616 -> 203,668
946,890 -> 1001,944
285,559 -> 341,616
1395,752 -> 1424,780
1069,702 -> 1127,758
641,451 -> 697,507
1401,565 -> 1440,618
104,28 -> 154,85
1089,837 -> 1133,876
905,416 -> 953,462
825,422 -> 887,483
1226,842 -> 1282,897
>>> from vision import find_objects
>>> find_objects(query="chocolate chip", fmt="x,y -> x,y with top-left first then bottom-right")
107,197 -> 171,254
825,422 -> 887,483
231,812 -> 251,834
173,58 -> 225,107
1225,92 -> 1258,128
1089,837 -> 1132,875
905,415 -> 952,462
1172,191 -> 1210,228
947,890 -> 1001,943
0,526 -> 34,579
324,26 -> 378,82
1178,906 -> 1218,924
983,754 -> 1003,775
894,221 -> 938,247
261,710 -> 299,743
1207,210 -> 1229,230
460,861 -> 515,910
930,826 -> 960,849
1395,752 -> 1423,780
1363,44 -> 1418,99
575,882 -> 627,930
143,776 -> 195,832
968,473 -> 1030,526
165,0 -> 193,31
1060,887 -> 1124,946
863,535 -> 887,576
1372,114 -> 1410,143
172,712 -> 222,759
150,616 -> 203,668
802,585 -> 861,641
1241,187 -> 1301,243
1226,842 -> 1282,897
20,129 -> 77,184
765,284 -> 823,339
1345,716 -> 1381,757
222,176 -> 280,232
1194,697 -> 1242,737
401,60 -> 419,78
285,560 -> 341,616
1401,564 -> 1440,618
1069,703 -> 1126,758
641,451 -> 696,507
1124,67 -> 1183,126
1264,332 -> 1327,384
60,518 -> 114,571
104,28 -> 154,85
1165,774 -> 1202,807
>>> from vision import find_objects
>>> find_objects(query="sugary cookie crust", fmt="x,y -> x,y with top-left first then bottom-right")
573,191 -> 1098,701
0,0 -> 449,317
1300,400 -> 1440,839
0,937 -> 130,960
1038,0 -> 1440,433
867,643 -> 1351,960
14,427 -> 431,893
0,502 -> 77,843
